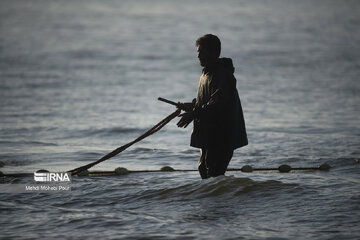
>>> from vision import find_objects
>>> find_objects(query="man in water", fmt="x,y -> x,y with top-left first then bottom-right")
177,34 -> 248,179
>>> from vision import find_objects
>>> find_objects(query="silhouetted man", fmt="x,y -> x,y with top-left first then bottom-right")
177,34 -> 248,179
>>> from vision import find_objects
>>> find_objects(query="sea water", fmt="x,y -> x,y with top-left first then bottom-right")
0,0 -> 359,239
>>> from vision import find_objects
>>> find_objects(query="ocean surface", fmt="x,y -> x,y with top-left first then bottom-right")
0,0 -> 359,239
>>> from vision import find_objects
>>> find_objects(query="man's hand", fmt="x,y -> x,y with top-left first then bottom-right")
177,99 -> 195,112
177,112 -> 194,128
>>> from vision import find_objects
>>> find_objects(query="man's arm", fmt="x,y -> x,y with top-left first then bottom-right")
176,99 -> 196,128
177,89 -> 221,128
193,72 -> 235,120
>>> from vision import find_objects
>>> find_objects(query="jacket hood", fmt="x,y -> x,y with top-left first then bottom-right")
218,57 -> 235,74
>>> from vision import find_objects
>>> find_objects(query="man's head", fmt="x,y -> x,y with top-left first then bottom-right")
196,34 -> 221,67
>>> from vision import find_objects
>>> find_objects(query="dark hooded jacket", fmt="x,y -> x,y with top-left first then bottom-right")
190,58 -> 248,149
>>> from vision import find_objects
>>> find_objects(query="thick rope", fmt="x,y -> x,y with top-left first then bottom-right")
68,109 -> 181,175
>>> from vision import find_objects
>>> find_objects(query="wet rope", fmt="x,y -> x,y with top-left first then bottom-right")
68,108 -> 181,175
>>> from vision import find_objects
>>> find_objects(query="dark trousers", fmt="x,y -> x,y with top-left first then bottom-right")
198,147 -> 234,179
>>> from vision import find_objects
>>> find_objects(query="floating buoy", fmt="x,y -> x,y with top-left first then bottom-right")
115,167 -> 129,175
0,161 -> 4,168
355,159 -> 360,164
278,164 -> 292,173
319,163 -> 331,171
241,165 -> 253,172
77,170 -> 90,176
160,166 -> 175,172
36,169 -> 49,173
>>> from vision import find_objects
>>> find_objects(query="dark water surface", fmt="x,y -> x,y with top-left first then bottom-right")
0,0 -> 359,239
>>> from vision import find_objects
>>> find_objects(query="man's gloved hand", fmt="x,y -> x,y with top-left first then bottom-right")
176,112 -> 194,128
177,98 -> 196,112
